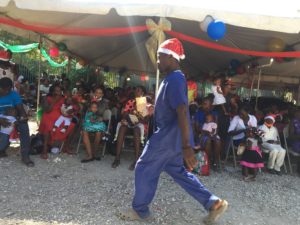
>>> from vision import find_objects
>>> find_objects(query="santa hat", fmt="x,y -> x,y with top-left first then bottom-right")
157,38 -> 185,61
0,50 -> 10,61
264,115 -> 276,123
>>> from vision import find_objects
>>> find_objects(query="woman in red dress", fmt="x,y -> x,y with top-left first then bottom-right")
39,85 -> 74,159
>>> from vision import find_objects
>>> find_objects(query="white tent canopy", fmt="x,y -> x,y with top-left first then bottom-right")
1,0 -> 300,86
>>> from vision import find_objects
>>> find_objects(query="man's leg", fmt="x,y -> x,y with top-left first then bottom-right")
164,154 -> 228,223
132,145 -> 169,219
164,154 -> 219,211
16,121 -> 34,166
274,146 -> 286,172
267,149 -> 278,170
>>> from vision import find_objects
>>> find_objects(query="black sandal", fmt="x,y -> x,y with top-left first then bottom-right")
22,157 -> 35,167
112,159 -> 120,168
81,158 -> 95,163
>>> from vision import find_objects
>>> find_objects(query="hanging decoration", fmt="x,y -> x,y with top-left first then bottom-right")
1,17 -> 300,58
199,15 -> 214,32
49,47 -> 59,57
0,40 -> 39,53
267,38 -> 286,52
145,18 -> 171,66
40,48 -> 68,67
166,30 -> 300,58
57,42 -> 67,51
207,20 -> 226,41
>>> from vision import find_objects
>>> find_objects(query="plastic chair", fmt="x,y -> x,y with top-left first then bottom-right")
282,125 -> 296,174
224,137 -> 237,168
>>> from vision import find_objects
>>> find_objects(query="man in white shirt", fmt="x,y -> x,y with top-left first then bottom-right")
259,115 -> 286,175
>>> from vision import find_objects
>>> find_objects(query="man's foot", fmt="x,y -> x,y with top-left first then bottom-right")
267,168 -> 276,174
203,199 -> 228,224
129,161 -> 136,171
117,208 -> 153,221
0,151 -> 8,158
81,158 -> 94,163
112,159 -> 120,168
22,157 -> 34,167
274,170 -> 282,176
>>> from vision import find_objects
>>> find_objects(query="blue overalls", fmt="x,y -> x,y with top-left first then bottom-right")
132,70 -> 219,218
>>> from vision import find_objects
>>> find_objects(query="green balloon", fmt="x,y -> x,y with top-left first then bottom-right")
58,42 -> 67,51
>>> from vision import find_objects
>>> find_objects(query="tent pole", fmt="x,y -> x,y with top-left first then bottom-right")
36,36 -> 42,114
297,79 -> 300,106
255,69 -> 262,110
155,36 -> 163,95
249,73 -> 255,98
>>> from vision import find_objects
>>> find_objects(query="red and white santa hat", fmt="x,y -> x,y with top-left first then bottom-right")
157,38 -> 185,61
0,50 -> 10,61
264,114 -> 276,123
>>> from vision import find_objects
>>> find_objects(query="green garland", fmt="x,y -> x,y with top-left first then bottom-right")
40,48 -> 68,68
0,40 -> 39,53
0,40 -> 68,67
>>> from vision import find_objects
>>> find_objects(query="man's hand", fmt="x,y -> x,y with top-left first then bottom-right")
0,118 -> 11,128
183,146 -> 197,171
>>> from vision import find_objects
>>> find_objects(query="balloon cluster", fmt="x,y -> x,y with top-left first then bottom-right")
200,15 -> 226,41
267,38 -> 295,63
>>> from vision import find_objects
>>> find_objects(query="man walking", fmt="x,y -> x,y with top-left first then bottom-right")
118,38 -> 228,224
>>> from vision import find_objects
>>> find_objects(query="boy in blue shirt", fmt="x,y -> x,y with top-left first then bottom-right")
118,39 -> 227,224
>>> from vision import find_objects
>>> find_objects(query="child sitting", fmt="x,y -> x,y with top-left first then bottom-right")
239,127 -> 264,181
52,97 -> 74,133
83,102 -> 107,133
212,77 -> 228,115
199,114 -> 220,148
0,107 -> 17,157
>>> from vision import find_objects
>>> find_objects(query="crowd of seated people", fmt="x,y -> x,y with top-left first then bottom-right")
1,67 -> 299,175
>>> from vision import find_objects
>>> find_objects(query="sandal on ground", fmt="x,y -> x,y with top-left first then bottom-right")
117,208 -> 152,221
128,161 -> 136,171
40,153 -> 48,160
112,159 -> 120,168
22,157 -> 35,167
203,199 -> 228,225
81,158 -> 95,163
94,156 -> 101,161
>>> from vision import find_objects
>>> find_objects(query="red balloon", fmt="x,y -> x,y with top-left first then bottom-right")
49,47 -> 59,57
236,66 -> 245,75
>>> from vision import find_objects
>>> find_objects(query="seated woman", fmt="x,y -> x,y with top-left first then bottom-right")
228,105 -> 257,146
288,109 -> 300,155
194,97 -> 221,171
39,85 -> 75,159
112,86 -> 148,170
81,87 -> 109,163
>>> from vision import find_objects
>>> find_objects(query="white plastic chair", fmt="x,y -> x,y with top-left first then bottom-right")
282,125 -> 297,174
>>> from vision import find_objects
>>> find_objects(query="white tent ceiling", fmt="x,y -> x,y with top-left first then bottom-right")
0,0 -> 300,85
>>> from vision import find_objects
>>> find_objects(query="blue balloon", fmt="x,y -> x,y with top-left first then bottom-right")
207,20 -> 226,41
230,59 -> 241,69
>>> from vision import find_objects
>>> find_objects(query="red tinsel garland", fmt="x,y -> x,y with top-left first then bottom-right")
1,17 -> 300,58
